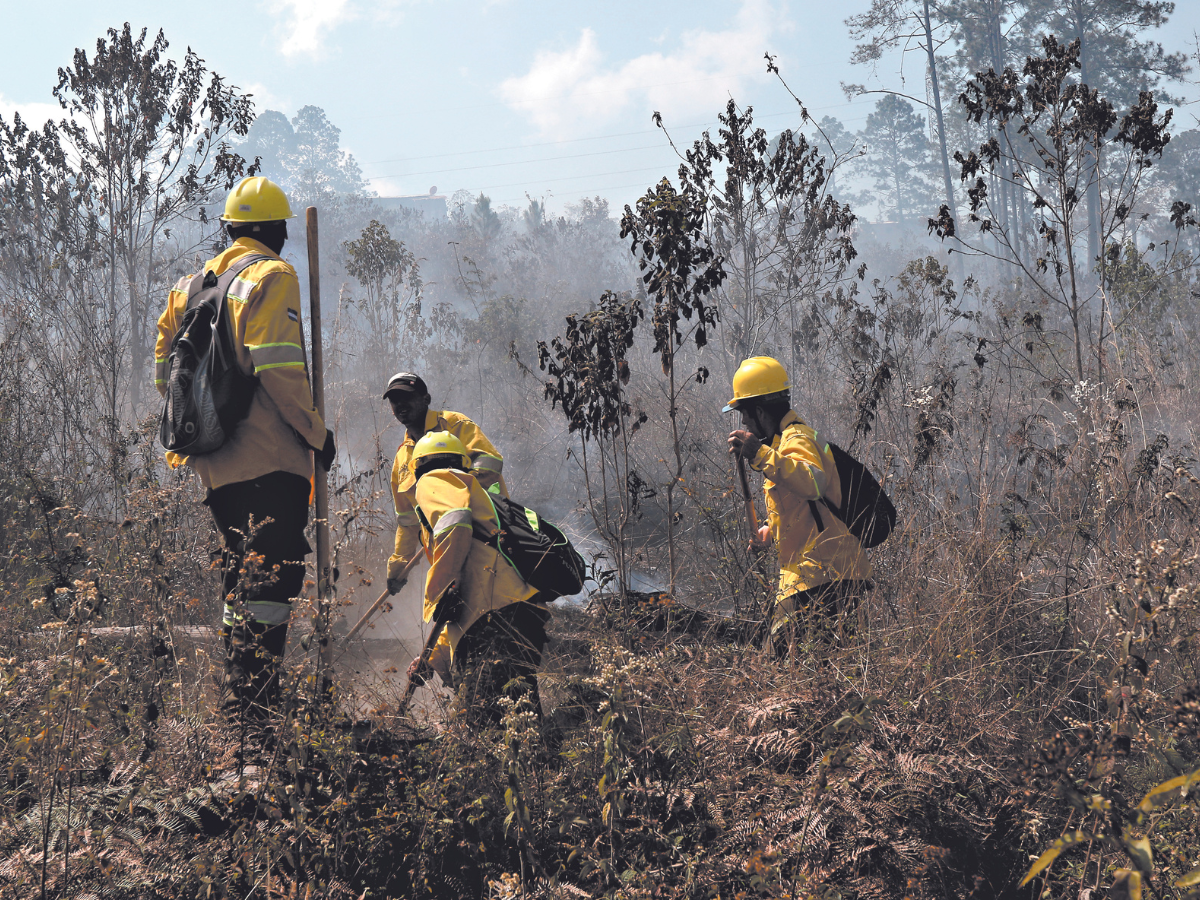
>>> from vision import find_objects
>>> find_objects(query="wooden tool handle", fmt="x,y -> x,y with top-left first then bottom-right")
400,618 -> 446,712
344,554 -> 423,641
306,207 -> 334,668
737,455 -> 759,532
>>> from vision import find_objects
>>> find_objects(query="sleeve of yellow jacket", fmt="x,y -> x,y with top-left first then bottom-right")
237,271 -> 325,451
414,470 -> 476,675
451,414 -> 506,491
387,452 -> 423,580
749,424 -> 829,502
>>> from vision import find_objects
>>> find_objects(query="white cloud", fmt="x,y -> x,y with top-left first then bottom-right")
0,92 -> 62,129
241,82 -> 290,115
498,0 -> 785,135
270,0 -> 355,58
267,0 -> 418,56
371,0 -> 419,28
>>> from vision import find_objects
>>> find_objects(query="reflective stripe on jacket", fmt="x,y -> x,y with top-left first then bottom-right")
154,238 -> 326,489
750,410 -> 872,605
414,468 -> 535,672
387,409 -> 506,581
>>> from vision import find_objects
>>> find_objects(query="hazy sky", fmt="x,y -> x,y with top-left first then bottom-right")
4,1 -> 1199,214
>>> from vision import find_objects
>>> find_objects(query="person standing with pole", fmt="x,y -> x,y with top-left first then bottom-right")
154,176 -> 335,725
725,357 -> 871,653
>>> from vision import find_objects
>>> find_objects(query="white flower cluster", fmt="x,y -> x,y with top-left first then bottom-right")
584,644 -> 662,710
902,383 -> 938,412
498,691 -> 540,747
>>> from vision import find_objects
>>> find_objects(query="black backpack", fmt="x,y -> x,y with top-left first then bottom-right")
810,442 -> 896,548
474,493 -> 588,598
158,255 -> 271,455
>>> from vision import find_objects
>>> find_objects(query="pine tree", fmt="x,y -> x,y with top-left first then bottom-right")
847,0 -> 962,244
860,95 -> 938,222
238,106 -> 366,200
1026,0 -> 1190,261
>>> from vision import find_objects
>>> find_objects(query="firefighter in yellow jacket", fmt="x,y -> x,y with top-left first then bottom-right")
726,357 -> 871,651
155,176 -> 334,720
403,432 -> 548,723
383,372 -> 506,596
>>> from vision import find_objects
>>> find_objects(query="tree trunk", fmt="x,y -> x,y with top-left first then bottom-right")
1076,4 -> 1102,268
986,3 -> 1013,268
923,0 -> 964,281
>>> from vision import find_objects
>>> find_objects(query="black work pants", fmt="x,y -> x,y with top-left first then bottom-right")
772,579 -> 868,657
452,602 -> 551,727
206,471 -> 311,718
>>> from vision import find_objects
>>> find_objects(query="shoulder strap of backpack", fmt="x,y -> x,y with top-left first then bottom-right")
809,499 -> 826,533
184,253 -> 275,313
473,490 -> 531,579
473,488 -> 505,545
414,504 -> 432,535
779,419 -> 829,533
184,271 -> 211,306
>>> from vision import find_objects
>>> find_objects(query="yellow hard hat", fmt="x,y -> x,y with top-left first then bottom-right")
220,176 -> 295,223
724,356 -> 790,412
412,430 -> 470,472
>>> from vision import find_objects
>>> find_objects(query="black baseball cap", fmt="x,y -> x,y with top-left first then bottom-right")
383,372 -> 428,399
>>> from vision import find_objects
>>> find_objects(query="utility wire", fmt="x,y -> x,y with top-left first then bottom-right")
362,102 -> 875,201
472,163 -> 680,192
367,142 -> 671,180
363,124 -> 706,166
361,101 -> 872,171
487,180 -> 678,207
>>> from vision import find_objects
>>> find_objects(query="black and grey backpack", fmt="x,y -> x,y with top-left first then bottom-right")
158,254 -> 271,455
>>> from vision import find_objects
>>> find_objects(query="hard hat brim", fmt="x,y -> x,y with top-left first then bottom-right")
722,399 -> 740,413
219,212 -> 297,222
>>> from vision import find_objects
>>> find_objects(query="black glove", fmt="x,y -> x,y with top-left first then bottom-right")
736,431 -> 762,460
387,575 -> 407,595
318,428 -> 336,471
408,655 -> 433,687
431,583 -> 465,626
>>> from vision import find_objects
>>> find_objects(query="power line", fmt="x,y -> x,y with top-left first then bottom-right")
345,52 -> 871,125
365,142 -> 672,180
360,99 -> 872,169
362,125 -> 697,166
363,102 -> 875,194
348,71 -> 770,122
488,180 -> 675,207
472,163 -> 678,192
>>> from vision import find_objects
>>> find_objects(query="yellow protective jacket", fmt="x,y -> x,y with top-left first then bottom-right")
155,238 -> 326,490
749,410 -> 872,613
414,468 -> 535,674
387,409 -> 505,581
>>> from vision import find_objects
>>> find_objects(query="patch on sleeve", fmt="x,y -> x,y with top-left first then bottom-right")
287,308 -> 299,322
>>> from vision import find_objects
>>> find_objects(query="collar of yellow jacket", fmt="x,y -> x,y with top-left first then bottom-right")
402,409 -> 444,446
769,409 -> 803,449
207,237 -> 285,275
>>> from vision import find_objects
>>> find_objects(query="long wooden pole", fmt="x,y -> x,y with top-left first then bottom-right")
306,207 -> 334,670
344,554 -> 422,642
399,619 -> 446,714
737,455 -> 759,533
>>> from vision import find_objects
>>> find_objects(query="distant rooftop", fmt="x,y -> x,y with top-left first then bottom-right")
376,187 -> 447,219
